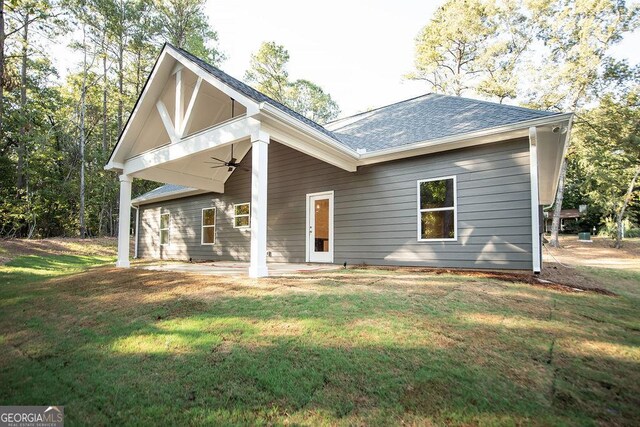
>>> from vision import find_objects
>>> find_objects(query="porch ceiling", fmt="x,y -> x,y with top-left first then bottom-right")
130,138 -> 252,193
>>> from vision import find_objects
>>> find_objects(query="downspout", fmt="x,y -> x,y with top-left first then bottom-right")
528,127 -> 542,274
133,205 -> 140,259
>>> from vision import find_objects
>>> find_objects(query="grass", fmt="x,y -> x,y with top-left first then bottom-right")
0,251 -> 638,426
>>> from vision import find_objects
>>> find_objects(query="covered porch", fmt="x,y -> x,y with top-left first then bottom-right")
105,44 -> 357,278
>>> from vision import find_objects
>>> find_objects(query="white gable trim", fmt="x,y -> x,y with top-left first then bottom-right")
165,46 -> 260,116
106,45 -> 261,171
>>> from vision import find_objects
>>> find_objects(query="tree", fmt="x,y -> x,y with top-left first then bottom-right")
245,41 -> 340,123
571,91 -> 640,248
286,79 -> 339,124
407,0 -> 496,96
530,1 -> 640,247
154,0 -> 223,66
244,41 -> 289,103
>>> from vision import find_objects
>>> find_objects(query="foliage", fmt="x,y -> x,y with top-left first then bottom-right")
286,79 -> 340,124
154,0 -> 224,65
570,90 -> 640,239
0,0 -> 221,237
409,0 -> 640,108
245,41 -> 340,123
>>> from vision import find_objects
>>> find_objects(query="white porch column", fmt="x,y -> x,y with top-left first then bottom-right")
249,131 -> 269,278
116,174 -> 133,268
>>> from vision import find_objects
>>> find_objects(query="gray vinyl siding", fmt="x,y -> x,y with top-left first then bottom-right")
137,138 -> 533,269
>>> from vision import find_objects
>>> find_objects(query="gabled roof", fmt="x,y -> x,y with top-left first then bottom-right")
326,94 -> 560,152
116,45 -> 572,206
173,45 -> 338,141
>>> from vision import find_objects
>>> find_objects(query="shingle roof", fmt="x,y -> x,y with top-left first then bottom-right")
325,94 -> 559,152
174,44 -> 559,153
139,47 -> 562,202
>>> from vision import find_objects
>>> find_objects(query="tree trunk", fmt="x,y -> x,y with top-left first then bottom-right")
102,36 -> 108,153
16,11 -> 28,190
79,25 -> 87,238
615,165 -> 640,249
549,158 -> 567,248
0,0 -> 5,140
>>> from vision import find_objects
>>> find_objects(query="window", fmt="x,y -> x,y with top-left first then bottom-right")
233,203 -> 250,228
417,177 -> 457,241
202,207 -> 216,245
160,213 -> 170,245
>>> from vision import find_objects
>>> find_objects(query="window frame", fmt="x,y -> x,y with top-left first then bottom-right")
160,212 -> 170,246
416,176 -> 458,242
201,207 -> 217,245
233,202 -> 251,229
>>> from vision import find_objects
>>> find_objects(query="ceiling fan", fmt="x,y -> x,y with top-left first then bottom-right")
205,144 -> 249,172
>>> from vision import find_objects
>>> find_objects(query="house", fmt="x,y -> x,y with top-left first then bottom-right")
105,43 -> 572,277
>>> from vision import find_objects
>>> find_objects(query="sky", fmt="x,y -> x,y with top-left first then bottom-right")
52,0 -> 640,118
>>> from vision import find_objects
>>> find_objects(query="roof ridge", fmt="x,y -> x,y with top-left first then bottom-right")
432,93 -> 558,115
325,93 -> 434,127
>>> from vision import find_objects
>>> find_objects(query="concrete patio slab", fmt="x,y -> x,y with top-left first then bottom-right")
135,261 -> 341,277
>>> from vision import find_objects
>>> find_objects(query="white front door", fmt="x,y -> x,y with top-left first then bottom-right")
307,191 -> 334,263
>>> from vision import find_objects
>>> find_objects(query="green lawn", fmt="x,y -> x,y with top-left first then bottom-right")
0,252 -> 638,425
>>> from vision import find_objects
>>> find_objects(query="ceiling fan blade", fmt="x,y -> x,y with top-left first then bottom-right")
241,167 -> 251,172
209,156 -> 226,163
204,161 -> 223,164
210,165 -> 228,168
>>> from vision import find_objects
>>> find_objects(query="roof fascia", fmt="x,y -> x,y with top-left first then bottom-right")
260,104 -> 359,158
106,47 -> 170,171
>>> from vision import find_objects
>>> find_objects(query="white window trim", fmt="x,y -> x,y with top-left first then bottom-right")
201,207 -> 216,245
233,202 -> 251,229
417,176 -> 458,242
160,212 -> 170,246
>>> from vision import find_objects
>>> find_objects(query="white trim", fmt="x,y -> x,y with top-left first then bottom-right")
165,46 -> 260,116
160,212 -> 170,246
116,174 -> 132,268
156,100 -> 178,144
106,50 -> 170,170
201,207 -> 216,245
529,127 -> 542,273
249,136 -> 269,278
416,176 -> 458,242
123,116 -> 257,176
175,69 -> 183,133
233,202 -> 251,229
180,77 -> 202,137
305,190 -> 335,263
260,104 -> 359,159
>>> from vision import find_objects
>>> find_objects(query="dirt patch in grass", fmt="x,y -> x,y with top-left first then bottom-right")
0,237 -> 116,264
544,235 -> 640,270
349,265 -> 617,295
